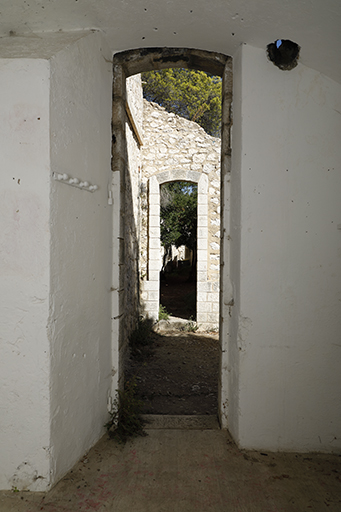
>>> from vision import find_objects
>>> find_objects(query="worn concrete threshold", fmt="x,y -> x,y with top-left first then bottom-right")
142,414 -> 219,430
1,427 -> 341,511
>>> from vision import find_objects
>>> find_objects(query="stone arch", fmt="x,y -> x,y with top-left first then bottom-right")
112,47 -> 233,428
114,47 -> 229,78
145,170 -> 209,325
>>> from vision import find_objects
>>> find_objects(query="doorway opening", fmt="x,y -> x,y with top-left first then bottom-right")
160,180 -> 198,321
111,47 -> 233,427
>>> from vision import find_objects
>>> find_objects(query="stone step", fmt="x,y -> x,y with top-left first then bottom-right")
142,414 -> 220,430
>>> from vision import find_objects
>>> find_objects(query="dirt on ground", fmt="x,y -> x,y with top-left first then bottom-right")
125,329 -> 219,416
126,265 -> 219,416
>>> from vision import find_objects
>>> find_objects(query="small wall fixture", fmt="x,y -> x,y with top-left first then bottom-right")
53,172 -> 98,192
267,39 -> 300,70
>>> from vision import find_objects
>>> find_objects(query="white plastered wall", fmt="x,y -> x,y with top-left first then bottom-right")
1,34 -> 340,494
49,32 -> 113,484
0,31 -> 113,491
0,58 -> 51,491
228,44 -> 341,452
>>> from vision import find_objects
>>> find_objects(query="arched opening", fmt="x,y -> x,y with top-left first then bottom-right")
159,180 -> 198,321
111,47 -> 233,427
147,171 -> 210,325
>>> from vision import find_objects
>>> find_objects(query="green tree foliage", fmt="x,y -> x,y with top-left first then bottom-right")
142,68 -> 222,137
160,181 -> 197,253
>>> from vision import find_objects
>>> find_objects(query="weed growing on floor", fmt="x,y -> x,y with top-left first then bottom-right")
159,304 -> 171,321
129,316 -> 154,360
105,376 -> 147,443
182,316 -> 199,332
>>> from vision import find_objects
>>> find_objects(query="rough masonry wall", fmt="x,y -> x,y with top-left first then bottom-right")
122,75 -> 143,340
140,99 -> 221,327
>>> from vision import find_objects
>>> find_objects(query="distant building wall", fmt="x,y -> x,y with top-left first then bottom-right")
140,98 -> 221,329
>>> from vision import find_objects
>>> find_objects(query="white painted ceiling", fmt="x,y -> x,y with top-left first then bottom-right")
0,0 -> 340,83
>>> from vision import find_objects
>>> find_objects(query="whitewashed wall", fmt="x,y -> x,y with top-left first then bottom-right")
0,59 -> 51,491
49,32 -> 113,484
0,31 -> 113,492
228,44 -> 341,452
1,33 -> 340,494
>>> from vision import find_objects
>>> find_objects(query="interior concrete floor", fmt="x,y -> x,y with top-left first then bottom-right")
1,416 -> 340,512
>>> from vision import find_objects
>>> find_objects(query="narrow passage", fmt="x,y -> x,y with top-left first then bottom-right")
125,330 -> 219,416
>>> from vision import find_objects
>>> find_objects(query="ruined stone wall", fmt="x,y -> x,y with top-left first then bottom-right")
123,75 -> 143,338
122,75 -> 221,329
140,99 -> 221,329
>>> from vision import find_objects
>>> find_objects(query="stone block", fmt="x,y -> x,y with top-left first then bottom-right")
197,281 -> 212,292
143,280 -> 159,291
197,271 -> 207,282
197,260 -> 207,271
198,174 -> 208,191
193,153 -> 206,163
207,312 -> 219,323
197,204 -> 208,216
197,291 -> 207,302
208,292 -> 219,303
149,238 -> 160,249
197,215 -> 208,228
149,227 -> 160,238
198,228 -> 208,239
212,302 -> 220,312
156,170 -> 171,183
197,238 -> 207,250
149,215 -> 160,227
203,163 -> 216,174
149,248 -> 161,260
145,151 -> 156,160
149,193 -> 160,206
197,302 -> 212,314
187,170 -> 201,182
149,175 -> 159,194
197,312 -> 208,324
197,248 -> 207,260
149,204 -> 159,216
144,301 -> 159,321
191,163 -> 202,171
148,270 -> 160,281
148,290 -> 159,301
144,166 -> 157,175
